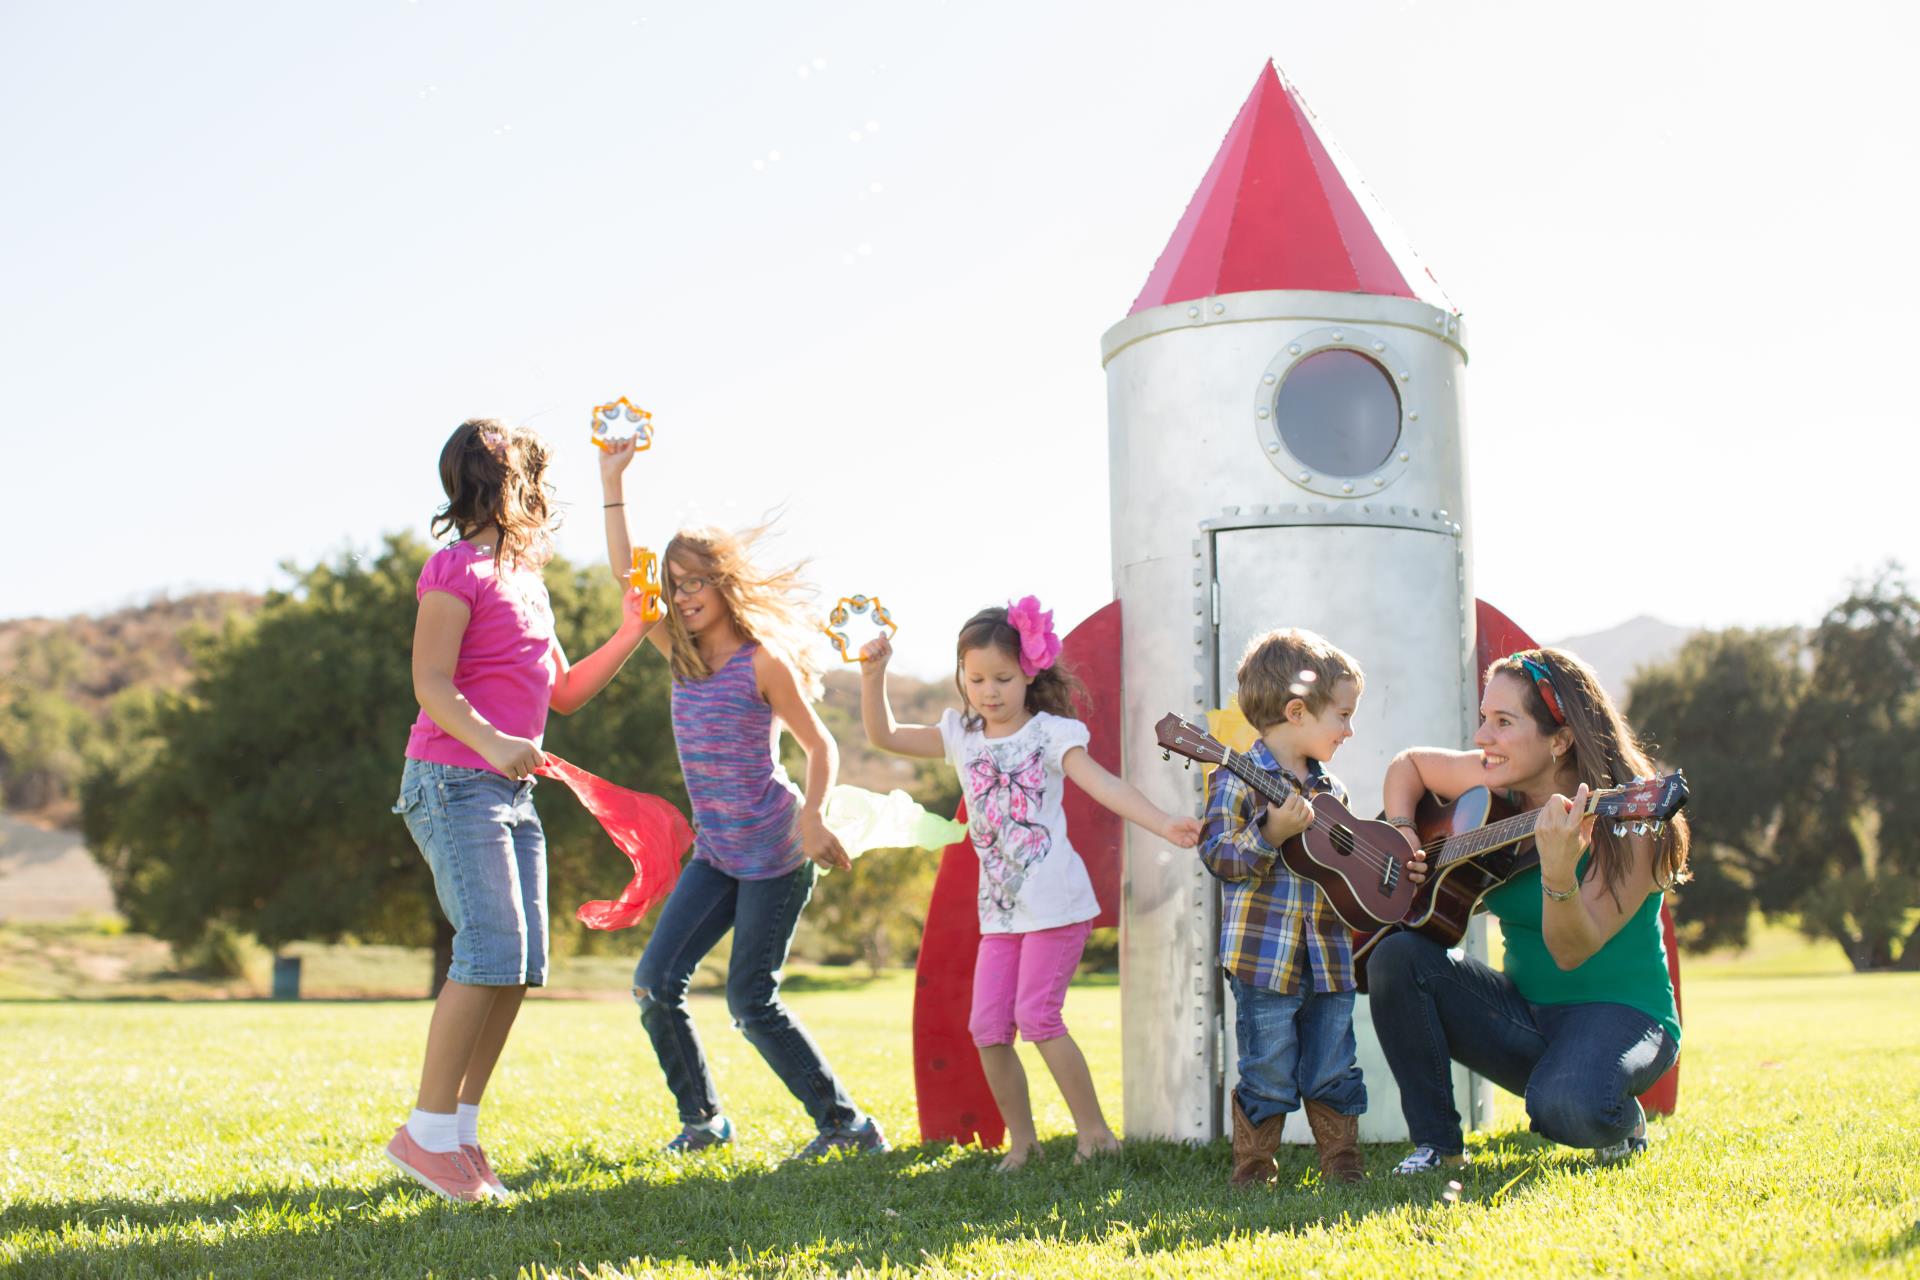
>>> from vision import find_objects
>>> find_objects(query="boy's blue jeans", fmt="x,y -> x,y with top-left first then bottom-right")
1229,973 -> 1367,1126
634,858 -> 862,1134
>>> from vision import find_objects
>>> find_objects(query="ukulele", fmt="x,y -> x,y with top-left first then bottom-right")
1154,713 -> 1418,932
1347,771 -> 1689,990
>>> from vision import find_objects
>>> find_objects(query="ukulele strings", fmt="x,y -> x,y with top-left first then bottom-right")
1225,749 -> 1408,877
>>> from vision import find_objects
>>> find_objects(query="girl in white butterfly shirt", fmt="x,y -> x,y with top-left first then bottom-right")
860,598 -> 1200,1170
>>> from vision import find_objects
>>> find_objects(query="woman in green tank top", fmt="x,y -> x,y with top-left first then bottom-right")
1367,648 -> 1691,1175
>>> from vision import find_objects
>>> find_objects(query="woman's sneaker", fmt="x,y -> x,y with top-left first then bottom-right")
665,1116 -> 734,1154
385,1126 -> 488,1202
1595,1103 -> 1649,1163
794,1117 -> 889,1160
1391,1145 -> 1469,1175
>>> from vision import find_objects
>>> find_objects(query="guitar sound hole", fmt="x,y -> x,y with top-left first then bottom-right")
1332,825 -> 1355,858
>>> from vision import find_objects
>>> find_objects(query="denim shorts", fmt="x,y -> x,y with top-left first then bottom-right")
393,757 -> 548,987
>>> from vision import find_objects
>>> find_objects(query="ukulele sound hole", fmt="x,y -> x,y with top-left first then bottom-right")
1331,825 -> 1355,858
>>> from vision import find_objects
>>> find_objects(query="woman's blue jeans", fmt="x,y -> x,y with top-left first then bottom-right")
634,858 -> 861,1133
1365,931 -> 1678,1155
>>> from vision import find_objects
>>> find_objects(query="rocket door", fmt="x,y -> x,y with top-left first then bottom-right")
1211,521 -> 1493,1144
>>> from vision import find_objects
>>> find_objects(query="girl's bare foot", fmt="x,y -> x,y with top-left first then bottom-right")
1074,1131 -> 1121,1164
996,1141 -> 1042,1173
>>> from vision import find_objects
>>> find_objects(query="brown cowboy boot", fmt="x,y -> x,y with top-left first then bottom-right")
1304,1099 -> 1366,1185
1229,1095 -> 1285,1186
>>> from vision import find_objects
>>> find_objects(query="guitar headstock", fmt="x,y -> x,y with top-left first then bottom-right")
1154,713 -> 1229,767
1592,772 -> 1689,835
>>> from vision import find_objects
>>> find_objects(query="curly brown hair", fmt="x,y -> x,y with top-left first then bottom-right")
429,419 -> 556,569
954,606 -> 1087,730
1487,647 -> 1691,902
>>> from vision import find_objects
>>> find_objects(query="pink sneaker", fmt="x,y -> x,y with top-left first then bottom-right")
385,1126 -> 487,1202
462,1143 -> 510,1199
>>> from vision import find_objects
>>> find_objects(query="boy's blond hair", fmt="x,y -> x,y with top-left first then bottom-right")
1235,628 -> 1364,730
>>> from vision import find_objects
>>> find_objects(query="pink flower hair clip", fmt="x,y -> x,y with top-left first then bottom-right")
1006,595 -> 1061,677
477,426 -> 509,461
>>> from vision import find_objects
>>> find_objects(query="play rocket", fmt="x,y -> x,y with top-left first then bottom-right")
1104,62 -> 1488,1143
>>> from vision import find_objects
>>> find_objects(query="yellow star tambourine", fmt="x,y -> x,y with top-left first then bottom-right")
591,397 -> 654,453
822,594 -> 897,663
629,548 -> 663,623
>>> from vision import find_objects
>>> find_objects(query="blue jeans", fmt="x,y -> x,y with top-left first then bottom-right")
1364,931 -> 1679,1154
1229,973 -> 1367,1126
634,858 -> 861,1133
393,757 -> 548,987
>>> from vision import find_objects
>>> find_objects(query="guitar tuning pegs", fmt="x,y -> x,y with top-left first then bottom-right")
1612,822 -> 1628,837
1633,821 -> 1649,836
1183,759 -> 1192,771
1161,749 -> 1171,762
1652,820 -> 1665,833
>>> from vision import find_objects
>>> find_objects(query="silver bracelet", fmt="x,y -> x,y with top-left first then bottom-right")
1541,878 -> 1579,902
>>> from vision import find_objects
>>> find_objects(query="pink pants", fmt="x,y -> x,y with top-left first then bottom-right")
969,920 -> 1093,1047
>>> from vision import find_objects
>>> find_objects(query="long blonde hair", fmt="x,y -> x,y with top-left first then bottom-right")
661,522 -> 825,699
1487,647 -> 1691,902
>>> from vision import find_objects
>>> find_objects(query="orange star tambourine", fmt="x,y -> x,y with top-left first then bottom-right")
822,594 -> 897,663
629,548 -> 663,623
591,397 -> 654,452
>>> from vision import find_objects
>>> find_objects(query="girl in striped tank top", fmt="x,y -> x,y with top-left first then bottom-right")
600,440 -> 884,1159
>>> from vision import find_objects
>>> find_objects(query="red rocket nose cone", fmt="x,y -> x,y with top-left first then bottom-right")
1128,62 -> 1455,316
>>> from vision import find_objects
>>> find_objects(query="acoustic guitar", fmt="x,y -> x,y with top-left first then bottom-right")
1347,771 -> 1688,990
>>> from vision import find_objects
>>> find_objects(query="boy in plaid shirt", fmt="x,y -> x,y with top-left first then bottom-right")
1200,628 -> 1368,1187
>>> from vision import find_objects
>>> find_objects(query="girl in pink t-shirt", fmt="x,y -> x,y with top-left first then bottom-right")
384,419 -> 656,1204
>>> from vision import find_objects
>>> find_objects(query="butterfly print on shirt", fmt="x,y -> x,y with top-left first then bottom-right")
964,743 -> 1052,925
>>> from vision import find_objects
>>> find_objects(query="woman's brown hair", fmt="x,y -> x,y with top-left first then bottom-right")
954,607 -> 1087,730
1487,647 -> 1691,902
429,419 -> 556,570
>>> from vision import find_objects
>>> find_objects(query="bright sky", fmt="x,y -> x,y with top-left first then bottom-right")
4,1 -> 1916,678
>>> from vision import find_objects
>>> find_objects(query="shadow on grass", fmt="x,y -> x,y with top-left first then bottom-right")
2,1138 -> 1472,1278
1851,1219 -> 1920,1264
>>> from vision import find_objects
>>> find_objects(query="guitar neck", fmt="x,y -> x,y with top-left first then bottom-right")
1433,807 -> 1542,867
1219,749 -> 1299,810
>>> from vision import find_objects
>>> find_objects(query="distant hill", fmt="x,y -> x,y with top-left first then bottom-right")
0,592 -> 262,707
1546,615 -> 1699,705
0,592 -> 261,820
817,668 -> 957,798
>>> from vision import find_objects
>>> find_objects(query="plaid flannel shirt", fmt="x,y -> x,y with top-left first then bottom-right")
1198,740 -> 1357,994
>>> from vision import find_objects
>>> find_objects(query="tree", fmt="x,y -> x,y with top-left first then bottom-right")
1628,568 -> 1920,969
82,534 -> 683,991
1777,570 -> 1920,970
1628,627 -> 1805,951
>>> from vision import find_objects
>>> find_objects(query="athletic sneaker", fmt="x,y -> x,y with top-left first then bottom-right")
665,1115 -> 734,1154
1391,1145 -> 1470,1175
385,1126 -> 487,1202
792,1117 -> 889,1161
461,1144 -> 510,1199
1595,1103 -> 1649,1163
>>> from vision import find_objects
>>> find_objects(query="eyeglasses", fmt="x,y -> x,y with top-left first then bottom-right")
669,576 -> 709,598
1511,654 -> 1567,726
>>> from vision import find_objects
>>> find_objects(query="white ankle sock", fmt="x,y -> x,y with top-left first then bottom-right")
407,1108 -> 461,1154
457,1102 -> 481,1148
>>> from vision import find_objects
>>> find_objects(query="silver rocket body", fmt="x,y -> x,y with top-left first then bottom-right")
1103,288 -> 1496,1143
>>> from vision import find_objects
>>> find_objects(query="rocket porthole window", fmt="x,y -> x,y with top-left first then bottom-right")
1273,350 -> 1401,476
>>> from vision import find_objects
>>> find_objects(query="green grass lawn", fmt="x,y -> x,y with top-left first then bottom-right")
2,938 -> 1917,1278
